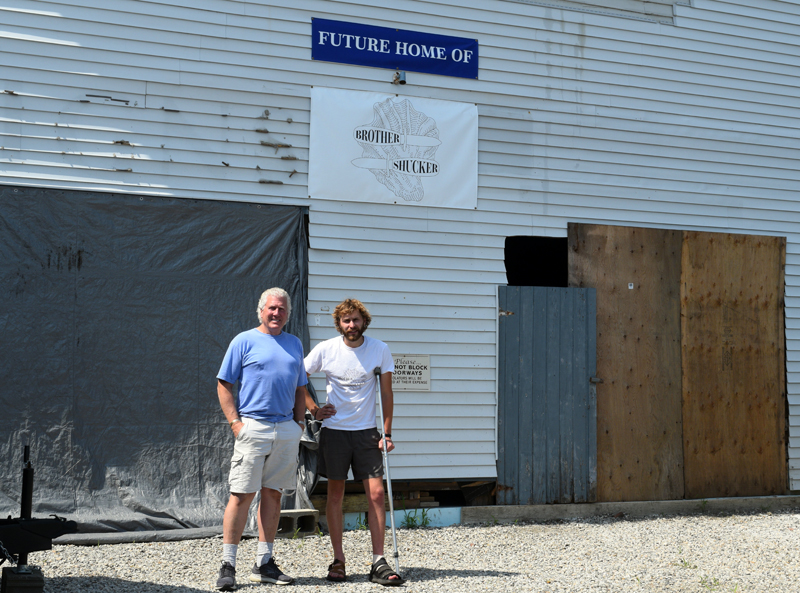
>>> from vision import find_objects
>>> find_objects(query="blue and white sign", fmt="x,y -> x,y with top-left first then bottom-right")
311,18 -> 479,79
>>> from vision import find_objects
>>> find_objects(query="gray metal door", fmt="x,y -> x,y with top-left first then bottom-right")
497,286 -> 597,504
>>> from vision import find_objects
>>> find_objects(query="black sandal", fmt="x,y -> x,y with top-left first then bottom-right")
326,558 -> 346,582
369,558 -> 405,586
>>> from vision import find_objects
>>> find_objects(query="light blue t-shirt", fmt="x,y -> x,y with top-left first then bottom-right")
217,328 -> 308,422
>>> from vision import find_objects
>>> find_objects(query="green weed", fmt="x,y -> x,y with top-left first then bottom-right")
401,508 -> 430,529
674,547 -> 697,570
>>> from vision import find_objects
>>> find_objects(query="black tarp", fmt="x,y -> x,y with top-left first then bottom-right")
0,185 -> 311,533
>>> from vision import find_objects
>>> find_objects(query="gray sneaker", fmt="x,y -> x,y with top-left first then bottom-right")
217,561 -> 236,591
250,557 -> 294,585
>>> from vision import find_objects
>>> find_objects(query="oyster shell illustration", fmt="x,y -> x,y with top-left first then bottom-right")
352,98 -> 440,202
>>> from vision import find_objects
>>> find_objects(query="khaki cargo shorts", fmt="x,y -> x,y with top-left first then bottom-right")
229,417 -> 303,494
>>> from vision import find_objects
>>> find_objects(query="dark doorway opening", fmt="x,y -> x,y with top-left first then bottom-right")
504,236 -> 568,287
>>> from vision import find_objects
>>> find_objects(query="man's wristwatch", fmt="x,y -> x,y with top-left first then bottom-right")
229,418 -> 242,427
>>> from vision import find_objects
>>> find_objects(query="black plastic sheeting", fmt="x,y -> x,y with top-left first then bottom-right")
0,186 -> 314,534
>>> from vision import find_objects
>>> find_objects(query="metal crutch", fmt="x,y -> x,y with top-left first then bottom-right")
373,366 -> 400,574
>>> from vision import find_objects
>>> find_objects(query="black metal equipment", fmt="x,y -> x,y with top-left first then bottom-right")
0,446 -> 78,593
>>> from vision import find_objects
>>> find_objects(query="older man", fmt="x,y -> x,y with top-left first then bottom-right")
304,298 -> 404,586
216,287 -> 307,590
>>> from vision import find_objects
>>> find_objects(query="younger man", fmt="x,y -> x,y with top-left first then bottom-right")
304,298 -> 404,586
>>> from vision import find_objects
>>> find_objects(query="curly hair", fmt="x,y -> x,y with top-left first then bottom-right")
332,298 -> 372,335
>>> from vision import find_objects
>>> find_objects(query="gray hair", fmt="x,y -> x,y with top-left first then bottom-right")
257,287 -> 292,323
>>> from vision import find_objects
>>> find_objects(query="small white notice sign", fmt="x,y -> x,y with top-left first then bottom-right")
392,354 -> 431,391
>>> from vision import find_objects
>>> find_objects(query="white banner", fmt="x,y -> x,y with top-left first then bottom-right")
310,87 -> 477,210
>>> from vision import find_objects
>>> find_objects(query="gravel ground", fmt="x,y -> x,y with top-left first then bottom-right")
24,508 -> 800,593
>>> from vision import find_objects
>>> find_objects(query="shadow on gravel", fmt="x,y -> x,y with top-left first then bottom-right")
43,571 -> 521,590
44,577 -> 211,592
286,570 -> 521,586
398,567 -> 520,581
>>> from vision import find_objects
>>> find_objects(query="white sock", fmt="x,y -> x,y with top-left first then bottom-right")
257,541 -> 274,566
373,554 -> 384,565
223,543 -> 238,567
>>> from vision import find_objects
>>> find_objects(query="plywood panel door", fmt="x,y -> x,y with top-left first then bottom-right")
681,232 -> 787,498
568,223 -> 684,502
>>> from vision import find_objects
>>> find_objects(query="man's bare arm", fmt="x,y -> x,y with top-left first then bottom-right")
294,385 -> 308,424
304,374 -> 337,420
379,371 -> 395,452
218,379 -> 243,437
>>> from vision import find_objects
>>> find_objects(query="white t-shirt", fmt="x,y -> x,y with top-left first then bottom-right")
304,335 -> 395,431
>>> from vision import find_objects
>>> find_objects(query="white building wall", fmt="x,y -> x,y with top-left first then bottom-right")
2,0 -> 800,486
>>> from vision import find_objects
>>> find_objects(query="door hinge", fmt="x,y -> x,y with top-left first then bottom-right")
499,308 -> 514,317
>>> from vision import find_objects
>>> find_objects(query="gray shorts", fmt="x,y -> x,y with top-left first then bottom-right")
319,428 -> 384,481
228,418 -> 303,494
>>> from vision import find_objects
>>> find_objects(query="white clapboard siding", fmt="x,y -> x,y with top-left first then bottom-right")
306,189 -> 505,478
4,0 -> 800,486
496,0 -> 676,22
307,200 -> 503,479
